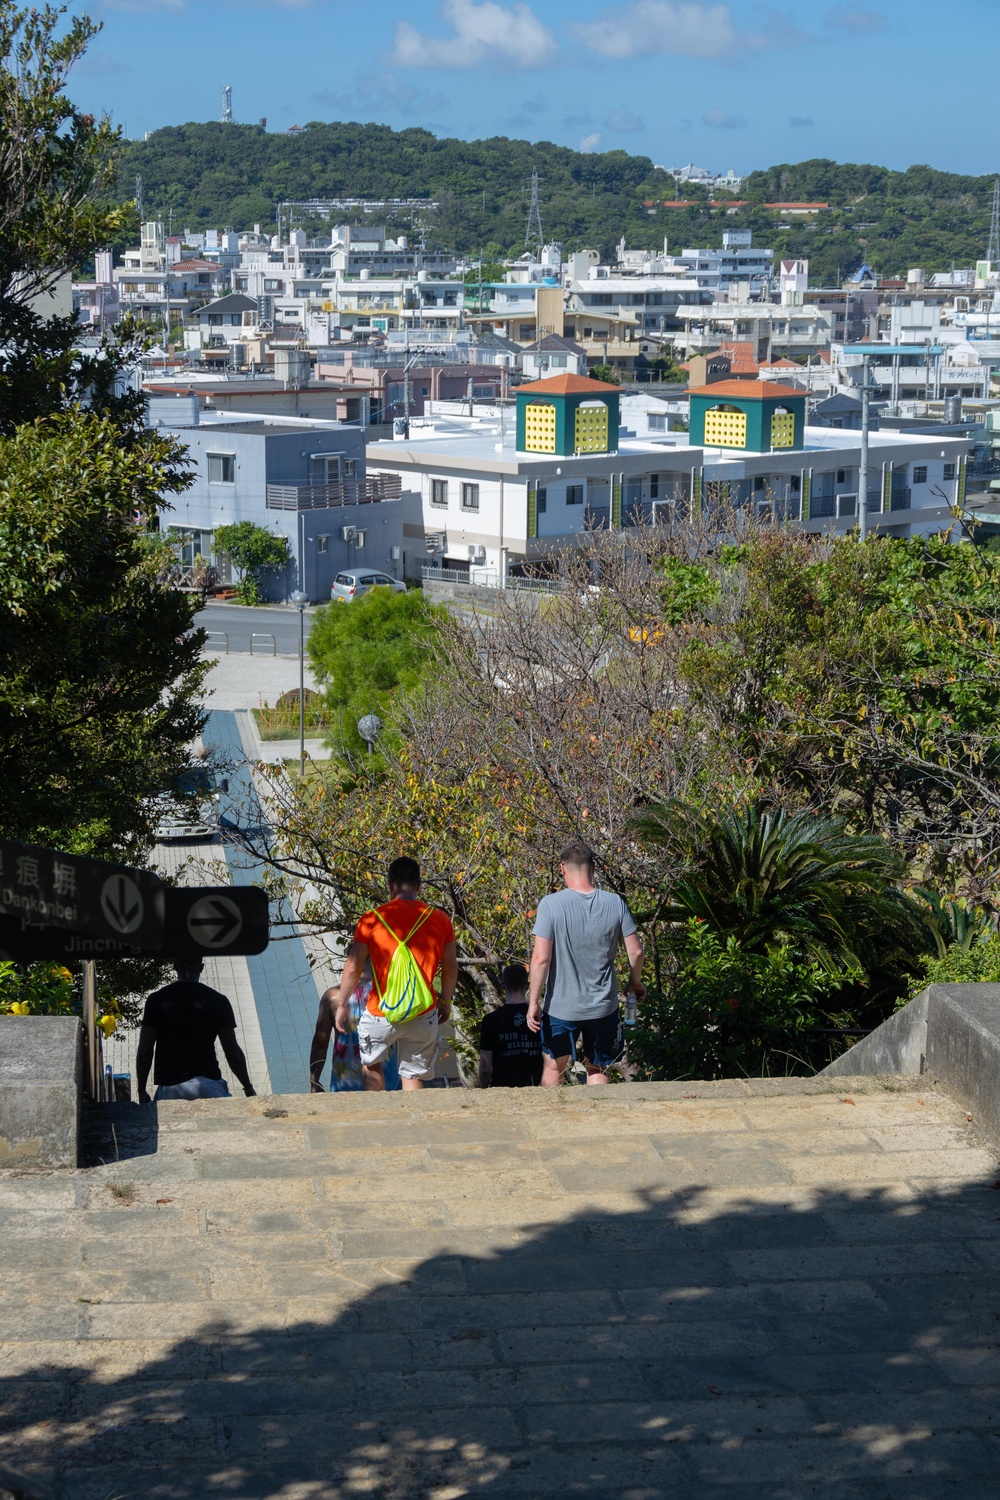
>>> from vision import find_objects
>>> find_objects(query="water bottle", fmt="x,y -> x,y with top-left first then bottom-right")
623,991 -> 637,1027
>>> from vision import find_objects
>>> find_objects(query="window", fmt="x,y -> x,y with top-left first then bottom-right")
549,355 -> 567,369
912,466 -> 927,484
461,482 -> 480,512
944,463 -> 956,480
575,401 -> 609,454
344,459 -> 357,477
703,405 -> 747,449
207,453 -> 235,484
317,535 -> 329,554
536,486 -> 547,513
583,327 -> 593,339
648,413 -> 667,432
524,401 -> 557,454
566,484 -> 584,505
431,478 -> 449,507
649,474 -> 659,499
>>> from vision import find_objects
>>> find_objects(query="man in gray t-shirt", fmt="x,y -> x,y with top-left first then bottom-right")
527,841 -> 645,1087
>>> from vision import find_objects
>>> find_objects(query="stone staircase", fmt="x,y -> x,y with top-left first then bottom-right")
3,1077 -> 1000,1499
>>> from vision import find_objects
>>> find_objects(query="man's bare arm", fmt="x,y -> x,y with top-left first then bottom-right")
438,939 -> 458,1022
526,935 -> 552,1033
219,1029 -> 255,1095
136,1025 -> 156,1103
310,992 -> 336,1092
624,931 -> 646,1002
334,941 -> 369,1029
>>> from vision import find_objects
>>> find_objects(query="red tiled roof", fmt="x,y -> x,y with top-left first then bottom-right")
517,373 -> 620,395
765,202 -> 829,209
171,259 -> 220,271
710,340 -> 758,375
761,357 -> 800,369
688,379 -> 806,400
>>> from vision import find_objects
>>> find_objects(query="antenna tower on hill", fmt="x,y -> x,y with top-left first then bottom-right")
525,167 -> 543,250
135,173 -> 143,220
221,85 -> 233,124
987,177 -> 1000,268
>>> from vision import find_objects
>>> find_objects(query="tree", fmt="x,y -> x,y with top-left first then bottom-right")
213,521 -> 290,605
0,411 -> 207,859
306,586 -> 446,763
0,3 -> 132,430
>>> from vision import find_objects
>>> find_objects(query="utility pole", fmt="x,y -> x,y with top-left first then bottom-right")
135,173 -> 143,222
858,353 -> 871,540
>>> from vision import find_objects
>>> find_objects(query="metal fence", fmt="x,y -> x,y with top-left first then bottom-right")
265,474 -> 403,511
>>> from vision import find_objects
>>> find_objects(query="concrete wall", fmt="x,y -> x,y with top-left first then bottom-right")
0,1016 -> 82,1170
822,984 -> 1000,1143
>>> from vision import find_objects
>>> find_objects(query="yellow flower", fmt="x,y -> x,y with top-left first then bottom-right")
98,1015 -> 117,1037
10,1001 -> 30,1015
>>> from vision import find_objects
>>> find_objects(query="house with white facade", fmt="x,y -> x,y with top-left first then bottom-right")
364,375 -> 970,583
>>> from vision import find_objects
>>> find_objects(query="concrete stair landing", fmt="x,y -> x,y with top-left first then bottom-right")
2,1077 -> 1000,1498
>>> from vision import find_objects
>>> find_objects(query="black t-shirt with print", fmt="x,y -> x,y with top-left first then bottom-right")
479,1002 -> 542,1088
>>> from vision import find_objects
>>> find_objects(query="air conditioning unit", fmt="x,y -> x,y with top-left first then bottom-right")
425,531 -> 447,555
467,544 -> 486,563
341,525 -> 357,542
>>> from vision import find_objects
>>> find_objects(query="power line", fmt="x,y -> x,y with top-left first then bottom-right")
524,167 -> 543,250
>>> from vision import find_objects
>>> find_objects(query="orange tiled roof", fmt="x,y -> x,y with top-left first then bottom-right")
517,373 -> 621,395
688,379 -> 806,400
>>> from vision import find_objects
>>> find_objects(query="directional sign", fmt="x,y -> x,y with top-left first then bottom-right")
168,887 -> 269,959
186,894 -> 244,950
0,838 -> 164,949
0,885 -> 268,963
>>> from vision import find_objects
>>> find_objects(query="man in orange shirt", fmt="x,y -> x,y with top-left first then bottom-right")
333,856 -> 458,1091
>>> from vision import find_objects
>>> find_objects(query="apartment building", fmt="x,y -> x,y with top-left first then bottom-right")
364,376 -> 969,583
147,398 -> 408,601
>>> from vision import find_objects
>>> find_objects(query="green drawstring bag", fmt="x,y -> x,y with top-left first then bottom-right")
371,906 -> 436,1023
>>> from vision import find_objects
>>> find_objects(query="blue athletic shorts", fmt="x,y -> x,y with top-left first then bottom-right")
541,1009 -> 623,1069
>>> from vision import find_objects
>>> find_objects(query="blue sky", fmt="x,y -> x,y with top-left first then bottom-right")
72,0 -> 997,176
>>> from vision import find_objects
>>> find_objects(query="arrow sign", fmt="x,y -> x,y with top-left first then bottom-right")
0,886 -> 268,963
165,886 -> 269,959
186,895 -> 243,949
0,837 -> 164,949
100,874 -> 145,936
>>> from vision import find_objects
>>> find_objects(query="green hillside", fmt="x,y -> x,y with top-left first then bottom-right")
116,123 -> 998,284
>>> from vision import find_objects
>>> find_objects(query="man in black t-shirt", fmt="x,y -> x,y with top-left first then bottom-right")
136,961 -> 256,1102
478,963 -> 543,1089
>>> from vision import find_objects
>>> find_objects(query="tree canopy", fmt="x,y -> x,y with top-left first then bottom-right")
115,125 -> 1000,281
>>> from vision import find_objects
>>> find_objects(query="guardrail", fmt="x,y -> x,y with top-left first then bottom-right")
204,631 -> 229,655
250,633 -> 276,656
421,566 -> 560,596
265,474 -> 403,511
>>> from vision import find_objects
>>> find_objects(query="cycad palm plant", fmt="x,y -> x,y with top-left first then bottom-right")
637,802 -> 928,975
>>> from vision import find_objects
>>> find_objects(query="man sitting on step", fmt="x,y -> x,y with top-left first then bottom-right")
136,960 -> 256,1102
333,856 -> 457,1092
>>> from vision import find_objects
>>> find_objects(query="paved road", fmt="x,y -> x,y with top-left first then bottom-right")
194,602 -> 319,655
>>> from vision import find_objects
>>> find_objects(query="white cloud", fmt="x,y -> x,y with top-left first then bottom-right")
702,106 -> 746,128
604,106 -> 644,133
391,0 -> 559,70
825,4 -> 887,34
574,1 -> 748,60
580,132 -> 602,153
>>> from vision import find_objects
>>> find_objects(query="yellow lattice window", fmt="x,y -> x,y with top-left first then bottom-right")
703,405 -> 747,448
524,402 -> 556,453
574,400 -> 609,453
771,409 -> 795,448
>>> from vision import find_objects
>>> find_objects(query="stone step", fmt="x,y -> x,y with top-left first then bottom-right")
3,1075 -> 999,1499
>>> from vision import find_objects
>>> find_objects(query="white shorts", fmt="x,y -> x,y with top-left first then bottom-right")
357,1006 -> 439,1079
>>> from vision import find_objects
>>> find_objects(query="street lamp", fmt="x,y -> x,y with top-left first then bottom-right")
358,713 -> 382,757
290,589 -> 309,776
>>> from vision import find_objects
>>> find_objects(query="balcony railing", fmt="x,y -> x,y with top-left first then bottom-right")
265,474 -> 402,511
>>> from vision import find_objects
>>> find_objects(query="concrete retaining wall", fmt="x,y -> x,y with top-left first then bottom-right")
821,984 -> 1000,1142
0,1016 -> 82,1170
